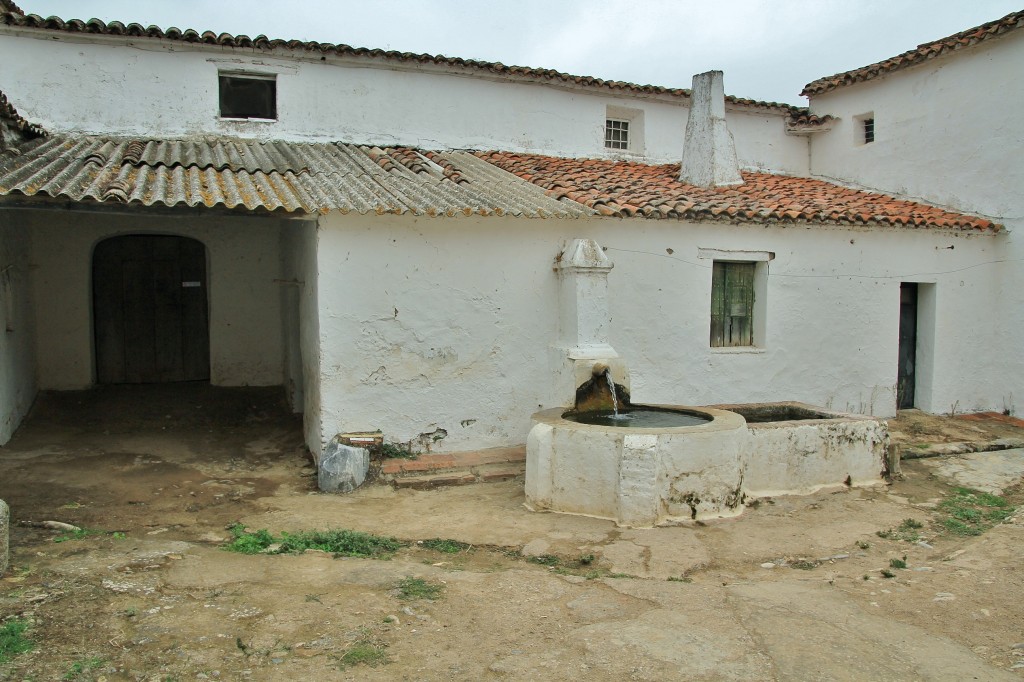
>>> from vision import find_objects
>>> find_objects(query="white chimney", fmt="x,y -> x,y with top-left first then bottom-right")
679,70 -> 743,187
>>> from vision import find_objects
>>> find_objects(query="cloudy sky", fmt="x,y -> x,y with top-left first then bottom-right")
25,1 -> 1022,105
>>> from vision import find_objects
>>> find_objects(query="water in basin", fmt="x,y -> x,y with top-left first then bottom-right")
565,408 -> 711,428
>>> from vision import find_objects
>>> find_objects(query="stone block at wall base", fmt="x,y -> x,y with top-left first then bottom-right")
318,437 -> 370,493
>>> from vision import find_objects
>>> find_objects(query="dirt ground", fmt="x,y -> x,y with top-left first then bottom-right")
2,386 -> 1024,681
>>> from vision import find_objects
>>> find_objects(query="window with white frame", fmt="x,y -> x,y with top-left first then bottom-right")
604,105 -> 644,154
854,111 -> 875,145
700,249 -> 773,348
219,72 -> 277,120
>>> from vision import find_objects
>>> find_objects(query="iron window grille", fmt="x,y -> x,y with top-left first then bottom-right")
863,118 -> 875,144
605,119 -> 629,150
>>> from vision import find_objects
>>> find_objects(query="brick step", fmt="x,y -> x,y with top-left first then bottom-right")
379,446 -> 526,490
390,462 -> 526,490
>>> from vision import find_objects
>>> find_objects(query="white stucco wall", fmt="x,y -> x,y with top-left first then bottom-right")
0,219 -> 37,443
807,32 -> 1024,415
21,209 -> 287,389
807,34 -> 1024,219
0,31 -> 807,174
280,219 -> 322,454
313,212 -> 1004,453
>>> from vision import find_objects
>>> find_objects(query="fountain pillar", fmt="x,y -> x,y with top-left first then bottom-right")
550,239 -> 629,407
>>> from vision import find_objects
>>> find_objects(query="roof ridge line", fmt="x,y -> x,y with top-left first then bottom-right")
0,11 -> 806,112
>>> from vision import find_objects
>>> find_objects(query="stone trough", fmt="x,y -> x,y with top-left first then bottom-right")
526,401 -> 889,527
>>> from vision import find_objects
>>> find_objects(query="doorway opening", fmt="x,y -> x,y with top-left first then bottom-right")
93,235 -> 210,384
897,282 -> 918,409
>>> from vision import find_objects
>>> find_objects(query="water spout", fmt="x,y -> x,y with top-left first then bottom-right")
605,369 -> 619,418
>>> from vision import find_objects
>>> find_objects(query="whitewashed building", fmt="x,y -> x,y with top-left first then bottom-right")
0,2 -> 1018,458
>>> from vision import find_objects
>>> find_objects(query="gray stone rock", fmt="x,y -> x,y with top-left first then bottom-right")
318,437 -> 369,493
0,498 -> 8,575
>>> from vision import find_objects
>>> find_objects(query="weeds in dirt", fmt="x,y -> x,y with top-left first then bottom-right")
279,529 -> 403,558
889,557 -> 907,569
224,524 -> 403,558
337,635 -> 390,669
938,487 -> 1014,536
667,576 -> 693,583
395,577 -> 444,601
379,443 -> 417,460
528,554 -> 560,566
224,525 -> 275,554
62,656 -> 105,680
419,538 -> 472,554
53,528 -> 107,543
0,618 -> 34,663
880,569 -> 896,579
856,540 -> 870,550
876,518 -> 925,543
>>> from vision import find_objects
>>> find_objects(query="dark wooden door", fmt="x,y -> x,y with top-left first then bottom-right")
897,283 -> 918,409
93,235 -> 209,384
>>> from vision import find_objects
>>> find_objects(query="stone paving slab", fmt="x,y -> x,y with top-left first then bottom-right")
920,448 -> 1024,494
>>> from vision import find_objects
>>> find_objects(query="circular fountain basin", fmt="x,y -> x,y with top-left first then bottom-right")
526,404 -> 747,527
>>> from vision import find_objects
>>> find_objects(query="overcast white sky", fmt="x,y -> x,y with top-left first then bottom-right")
24,1 -> 1023,105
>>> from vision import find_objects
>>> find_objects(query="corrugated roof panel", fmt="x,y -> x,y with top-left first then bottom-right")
0,133 -> 597,217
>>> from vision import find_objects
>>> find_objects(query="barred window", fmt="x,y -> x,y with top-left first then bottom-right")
605,119 -> 629,150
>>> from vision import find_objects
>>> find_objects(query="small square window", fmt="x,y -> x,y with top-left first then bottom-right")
219,73 -> 277,120
863,118 -> 875,144
711,261 -> 755,347
605,119 -> 629,150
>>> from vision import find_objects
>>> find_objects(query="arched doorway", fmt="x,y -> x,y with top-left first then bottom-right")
93,235 -> 210,383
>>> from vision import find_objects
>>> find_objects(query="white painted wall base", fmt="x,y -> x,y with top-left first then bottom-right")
0,220 -> 37,444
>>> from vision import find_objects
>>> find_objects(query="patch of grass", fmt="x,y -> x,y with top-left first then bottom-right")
338,639 -> 389,669
667,576 -> 693,583
62,656 -> 105,680
224,524 -> 275,554
0,619 -> 34,663
223,525 -> 403,558
880,569 -> 896,579
528,554 -> 560,566
889,557 -> 907,569
419,538 -> 471,554
395,577 -> 444,601
279,529 -> 403,558
577,553 -> 595,565
938,487 -> 1014,537
53,528 -> 106,543
856,540 -> 870,550
379,443 -> 416,460
876,518 -> 925,543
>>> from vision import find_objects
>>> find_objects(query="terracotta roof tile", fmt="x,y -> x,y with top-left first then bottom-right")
0,11 -> 812,113
802,10 -> 1024,96
0,88 -> 46,141
476,152 -> 997,231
